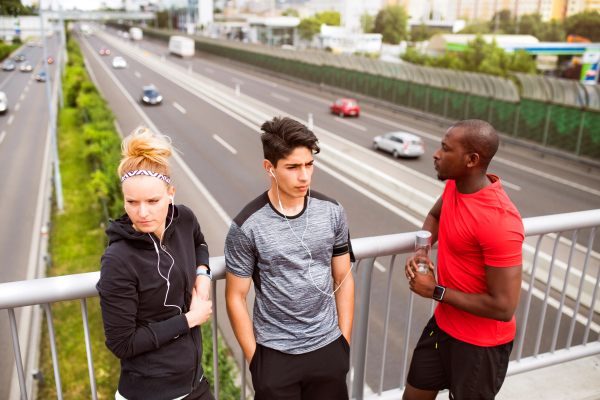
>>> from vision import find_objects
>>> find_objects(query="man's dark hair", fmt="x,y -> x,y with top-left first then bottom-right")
452,119 -> 499,169
261,116 -> 320,167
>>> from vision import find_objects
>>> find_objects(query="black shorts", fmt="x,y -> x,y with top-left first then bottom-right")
407,316 -> 512,400
250,335 -> 350,400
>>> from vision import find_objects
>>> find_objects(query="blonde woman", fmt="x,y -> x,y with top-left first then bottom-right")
97,127 -> 215,400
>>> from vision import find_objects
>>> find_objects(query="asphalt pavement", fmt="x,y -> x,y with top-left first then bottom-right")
0,38 -> 58,400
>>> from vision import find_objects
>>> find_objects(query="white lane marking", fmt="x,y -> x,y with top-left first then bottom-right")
315,160 -> 424,227
172,102 -> 186,114
374,261 -> 386,272
204,67 -> 214,74
134,71 -> 142,78
24,85 -> 29,92
271,92 -> 290,102
79,30 -> 233,227
363,112 -> 600,197
521,281 -> 599,333
334,116 -> 367,132
0,130 -> 5,144
494,156 -> 600,197
502,180 -> 522,191
15,102 -> 20,111
19,93 -> 25,101
7,114 -> 14,125
231,77 -> 245,85
212,134 -> 238,154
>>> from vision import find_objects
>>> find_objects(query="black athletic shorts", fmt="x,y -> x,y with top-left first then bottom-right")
406,316 -> 513,400
250,335 -> 350,400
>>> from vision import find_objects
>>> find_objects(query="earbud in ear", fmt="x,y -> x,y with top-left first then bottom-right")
169,195 -> 174,204
269,168 -> 275,178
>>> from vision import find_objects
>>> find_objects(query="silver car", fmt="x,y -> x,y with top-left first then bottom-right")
373,132 -> 425,158
112,56 -> 126,69
0,92 -> 8,114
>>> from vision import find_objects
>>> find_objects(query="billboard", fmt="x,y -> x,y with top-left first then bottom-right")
580,50 -> 600,85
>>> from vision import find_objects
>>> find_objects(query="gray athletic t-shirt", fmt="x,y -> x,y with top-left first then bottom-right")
225,190 -> 353,354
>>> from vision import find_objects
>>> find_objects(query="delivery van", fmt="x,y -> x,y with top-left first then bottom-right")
168,36 -> 195,57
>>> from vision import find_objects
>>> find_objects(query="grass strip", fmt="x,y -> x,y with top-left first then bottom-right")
36,37 -> 241,399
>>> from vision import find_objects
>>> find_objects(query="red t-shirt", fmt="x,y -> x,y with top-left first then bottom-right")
434,175 -> 524,347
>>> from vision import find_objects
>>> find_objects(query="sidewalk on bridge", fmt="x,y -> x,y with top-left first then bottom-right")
438,354 -> 600,400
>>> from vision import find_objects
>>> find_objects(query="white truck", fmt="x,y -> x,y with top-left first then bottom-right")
168,36 -> 195,57
129,27 -> 143,41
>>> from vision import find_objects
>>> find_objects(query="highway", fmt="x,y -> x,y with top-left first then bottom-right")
0,37 -> 58,400
73,25 -> 600,395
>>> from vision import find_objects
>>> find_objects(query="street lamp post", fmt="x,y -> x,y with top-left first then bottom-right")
40,1 -> 64,212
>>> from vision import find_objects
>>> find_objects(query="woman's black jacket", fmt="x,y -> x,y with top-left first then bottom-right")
96,204 -> 209,400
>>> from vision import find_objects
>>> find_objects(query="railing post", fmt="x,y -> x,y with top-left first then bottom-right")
377,256 -> 396,395
400,291 -> 415,389
464,94 -> 470,119
44,303 -> 64,400
512,103 -> 520,137
542,102 -> 552,147
516,234 -> 544,361
211,281 -> 219,400
8,308 -> 28,400
575,109 -> 586,157
442,90 -> 449,118
80,299 -> 98,400
424,86 -> 430,113
351,257 -> 375,400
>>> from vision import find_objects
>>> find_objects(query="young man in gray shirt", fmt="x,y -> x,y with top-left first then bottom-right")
225,116 -> 355,400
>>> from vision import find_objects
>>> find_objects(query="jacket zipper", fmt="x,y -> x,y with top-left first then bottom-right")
161,242 -> 199,392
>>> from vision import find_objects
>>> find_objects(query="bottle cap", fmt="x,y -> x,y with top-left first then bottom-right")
415,231 -> 432,246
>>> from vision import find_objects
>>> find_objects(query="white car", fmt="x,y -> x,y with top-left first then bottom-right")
373,132 -> 425,158
0,92 -> 8,114
112,56 -> 127,69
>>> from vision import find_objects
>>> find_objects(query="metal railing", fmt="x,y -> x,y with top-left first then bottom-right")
1,209 -> 599,400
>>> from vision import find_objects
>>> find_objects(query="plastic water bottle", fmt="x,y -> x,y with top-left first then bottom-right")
415,231 -> 432,274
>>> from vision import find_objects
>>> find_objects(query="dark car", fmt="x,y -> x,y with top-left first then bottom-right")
14,53 -> 25,62
36,71 -> 47,81
141,86 -> 162,105
46,55 -> 53,64
330,98 -> 360,118
100,46 -> 111,55
1,60 -> 15,71
19,61 -> 32,72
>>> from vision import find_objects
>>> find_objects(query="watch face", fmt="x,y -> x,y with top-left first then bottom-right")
433,285 -> 445,301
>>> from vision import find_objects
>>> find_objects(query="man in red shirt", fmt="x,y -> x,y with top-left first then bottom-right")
403,120 -> 524,400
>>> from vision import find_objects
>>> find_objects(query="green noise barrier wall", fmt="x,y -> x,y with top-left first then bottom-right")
126,25 -> 600,161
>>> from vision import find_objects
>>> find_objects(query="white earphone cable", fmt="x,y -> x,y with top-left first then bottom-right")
271,169 -> 353,297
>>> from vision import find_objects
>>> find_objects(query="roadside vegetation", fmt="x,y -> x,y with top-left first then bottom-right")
36,36 -> 241,399
400,34 -> 536,78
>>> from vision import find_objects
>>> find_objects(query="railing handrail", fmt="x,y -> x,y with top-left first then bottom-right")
1,209 -> 599,311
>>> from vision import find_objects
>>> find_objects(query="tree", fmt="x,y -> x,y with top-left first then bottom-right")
297,17 -> 321,41
372,5 -> 409,44
564,11 -> 600,42
315,11 -> 340,26
0,0 -> 36,16
359,13 -> 375,33
282,8 -> 299,18
539,19 -> 565,41
410,23 -> 430,42
458,20 -> 490,34
400,34 -> 536,78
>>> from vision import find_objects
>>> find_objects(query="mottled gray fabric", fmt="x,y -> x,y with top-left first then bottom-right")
225,191 -> 351,354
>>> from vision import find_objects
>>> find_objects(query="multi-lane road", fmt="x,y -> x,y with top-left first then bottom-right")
74,25 -> 600,395
0,38 -> 58,400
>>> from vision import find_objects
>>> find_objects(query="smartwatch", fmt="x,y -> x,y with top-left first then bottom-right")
432,285 -> 446,302
196,267 -> 212,281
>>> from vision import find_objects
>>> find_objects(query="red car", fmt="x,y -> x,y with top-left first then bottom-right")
330,98 -> 360,117
100,47 -> 111,55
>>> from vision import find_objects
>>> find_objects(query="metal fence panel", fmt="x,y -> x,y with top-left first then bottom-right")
581,111 -> 600,159
517,99 -> 547,143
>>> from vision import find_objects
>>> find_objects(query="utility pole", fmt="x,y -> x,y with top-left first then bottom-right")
59,5 -> 67,69
40,1 -> 64,212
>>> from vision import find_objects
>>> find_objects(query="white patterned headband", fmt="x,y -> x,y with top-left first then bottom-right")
121,170 -> 171,185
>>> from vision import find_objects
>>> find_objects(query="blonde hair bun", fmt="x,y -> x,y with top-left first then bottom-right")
118,126 -> 173,182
